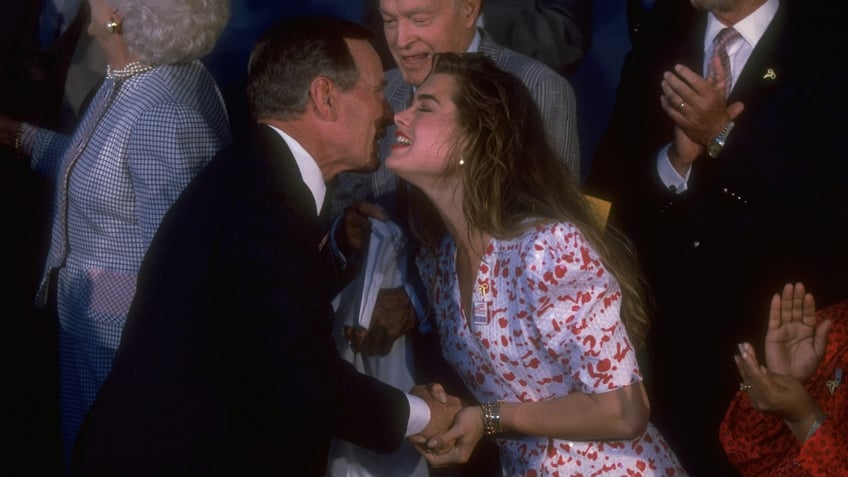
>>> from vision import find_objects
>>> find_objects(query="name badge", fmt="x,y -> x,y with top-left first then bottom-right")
473,300 -> 490,325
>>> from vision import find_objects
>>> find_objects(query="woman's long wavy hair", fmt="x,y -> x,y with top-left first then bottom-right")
407,52 -> 651,349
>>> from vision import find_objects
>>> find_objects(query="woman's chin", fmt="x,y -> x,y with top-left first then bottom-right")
385,156 -> 401,173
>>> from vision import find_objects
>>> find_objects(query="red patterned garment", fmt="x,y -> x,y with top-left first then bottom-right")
720,301 -> 848,476
417,222 -> 686,476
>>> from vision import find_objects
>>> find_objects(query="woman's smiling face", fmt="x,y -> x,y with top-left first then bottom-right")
386,72 -> 462,188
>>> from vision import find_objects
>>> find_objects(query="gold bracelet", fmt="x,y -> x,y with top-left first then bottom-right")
480,400 -> 505,436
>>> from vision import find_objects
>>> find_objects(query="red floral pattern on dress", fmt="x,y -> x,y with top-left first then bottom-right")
720,301 -> 848,476
417,222 -> 686,476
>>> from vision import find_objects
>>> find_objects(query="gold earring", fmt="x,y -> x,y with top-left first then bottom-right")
106,18 -> 121,34
458,157 -> 465,166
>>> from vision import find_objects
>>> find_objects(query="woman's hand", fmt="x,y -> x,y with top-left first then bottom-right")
736,341 -> 826,441
765,283 -> 830,381
418,405 -> 485,467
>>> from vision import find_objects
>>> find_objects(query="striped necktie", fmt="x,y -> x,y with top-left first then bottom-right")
707,27 -> 741,96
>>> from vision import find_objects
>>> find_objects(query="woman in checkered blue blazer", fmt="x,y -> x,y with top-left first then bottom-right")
0,0 -> 232,471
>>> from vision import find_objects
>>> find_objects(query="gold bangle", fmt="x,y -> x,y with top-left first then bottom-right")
480,400 -> 505,436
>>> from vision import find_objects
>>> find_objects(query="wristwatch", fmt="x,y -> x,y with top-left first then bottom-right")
707,120 -> 735,158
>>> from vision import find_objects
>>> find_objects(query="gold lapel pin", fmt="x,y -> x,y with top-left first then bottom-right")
763,68 -> 776,80
826,368 -> 842,395
478,283 -> 489,297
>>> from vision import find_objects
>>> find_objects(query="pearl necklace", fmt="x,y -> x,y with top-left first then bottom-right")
106,61 -> 156,80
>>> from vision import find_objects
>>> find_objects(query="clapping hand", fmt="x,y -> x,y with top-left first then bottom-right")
735,282 -> 832,441
765,283 -> 831,381
660,63 -> 744,146
736,341 -> 825,440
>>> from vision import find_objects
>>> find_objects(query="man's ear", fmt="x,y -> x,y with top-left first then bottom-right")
461,0 -> 481,28
309,76 -> 338,120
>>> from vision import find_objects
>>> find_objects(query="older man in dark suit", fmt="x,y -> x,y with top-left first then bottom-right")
587,0 -> 847,475
70,17 -> 460,477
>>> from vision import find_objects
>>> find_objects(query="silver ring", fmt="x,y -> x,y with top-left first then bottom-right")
739,382 -> 752,391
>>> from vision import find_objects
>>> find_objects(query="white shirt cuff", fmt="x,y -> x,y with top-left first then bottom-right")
656,144 -> 691,194
404,393 -> 431,437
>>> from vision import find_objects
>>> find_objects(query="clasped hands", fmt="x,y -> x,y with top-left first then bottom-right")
735,282 -> 831,441
338,201 -> 488,464
659,56 -> 745,173
408,384 -> 486,467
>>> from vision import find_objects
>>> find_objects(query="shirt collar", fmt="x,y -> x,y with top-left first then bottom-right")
468,28 -> 482,53
705,0 -> 778,51
266,125 -> 326,215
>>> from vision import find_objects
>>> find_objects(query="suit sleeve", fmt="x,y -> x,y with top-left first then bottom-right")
224,187 -> 410,453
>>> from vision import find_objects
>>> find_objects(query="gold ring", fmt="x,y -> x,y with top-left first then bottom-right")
739,382 -> 752,391
678,102 -> 686,110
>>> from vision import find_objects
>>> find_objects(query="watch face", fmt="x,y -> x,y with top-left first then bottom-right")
708,140 -> 721,158
708,121 -> 734,159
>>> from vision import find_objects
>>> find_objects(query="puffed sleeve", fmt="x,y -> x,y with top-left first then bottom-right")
521,222 -> 641,393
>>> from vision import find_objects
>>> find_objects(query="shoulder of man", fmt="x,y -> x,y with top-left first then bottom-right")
477,29 -> 564,76
383,68 -> 411,108
476,28 -> 573,95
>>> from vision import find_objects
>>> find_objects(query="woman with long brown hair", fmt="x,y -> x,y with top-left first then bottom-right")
389,52 -> 685,475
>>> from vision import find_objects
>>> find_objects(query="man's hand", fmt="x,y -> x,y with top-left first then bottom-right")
334,201 -> 388,257
345,287 -> 415,356
660,64 -> 744,145
408,383 -> 461,449
667,124 -> 703,176
765,283 -> 831,381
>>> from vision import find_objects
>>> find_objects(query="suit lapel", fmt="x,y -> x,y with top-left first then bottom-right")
254,125 -> 339,276
728,2 -> 789,104
254,124 -> 321,218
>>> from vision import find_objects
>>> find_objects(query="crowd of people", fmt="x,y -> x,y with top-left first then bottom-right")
0,0 -> 843,476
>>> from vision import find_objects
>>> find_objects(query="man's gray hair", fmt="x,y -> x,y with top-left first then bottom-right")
246,16 -> 373,121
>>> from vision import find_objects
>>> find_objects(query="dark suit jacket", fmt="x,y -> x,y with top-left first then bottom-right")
587,2 -> 847,475
482,0 -> 591,75
70,125 -> 410,476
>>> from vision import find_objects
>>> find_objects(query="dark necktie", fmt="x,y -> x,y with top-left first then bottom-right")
707,27 -> 741,96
